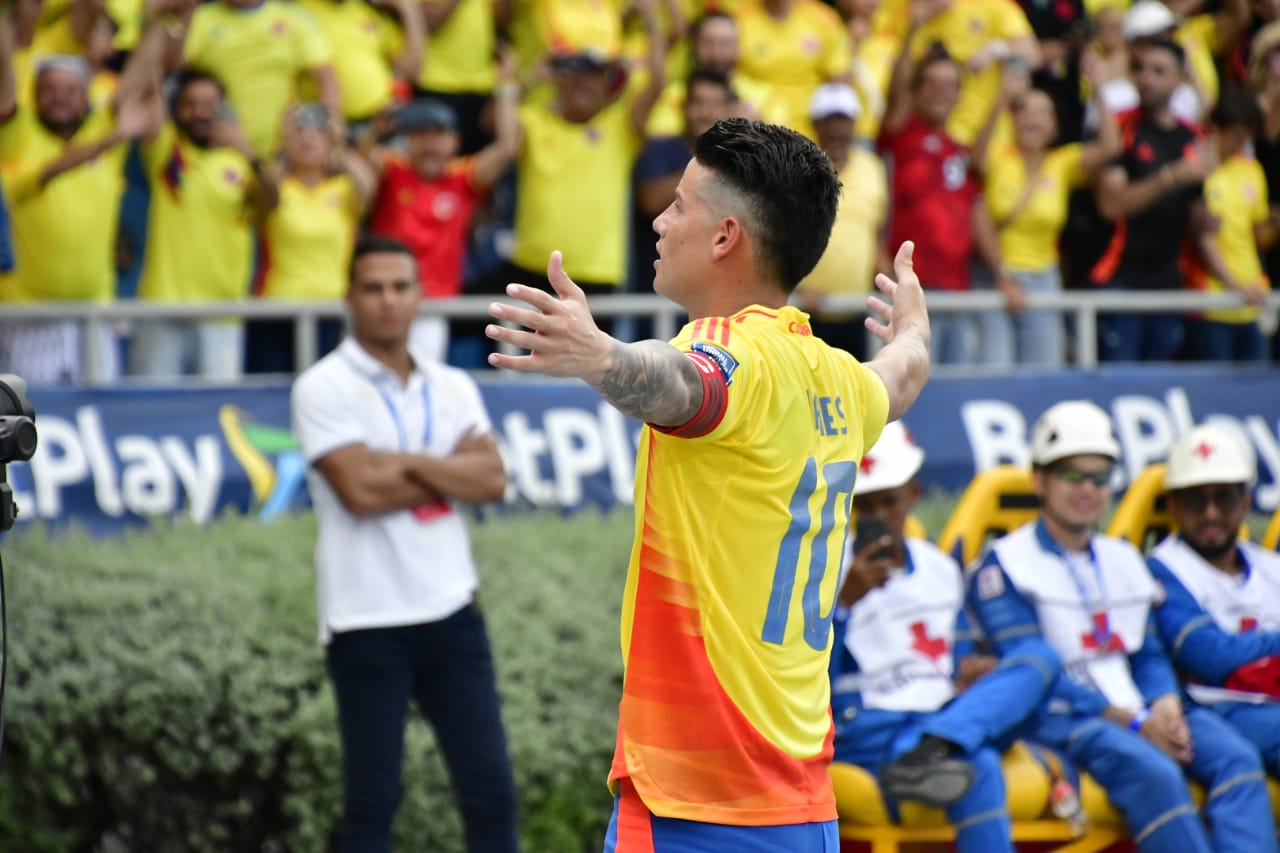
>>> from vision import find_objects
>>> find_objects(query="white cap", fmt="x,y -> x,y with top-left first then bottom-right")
810,83 -> 861,121
1164,423 -> 1256,490
1030,400 -> 1121,466
854,421 -> 925,495
1123,0 -> 1177,41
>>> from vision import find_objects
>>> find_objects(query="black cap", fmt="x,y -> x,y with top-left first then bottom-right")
390,98 -> 458,133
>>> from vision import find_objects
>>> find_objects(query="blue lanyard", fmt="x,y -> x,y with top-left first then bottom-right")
341,350 -> 435,450
375,381 -> 433,451
1060,547 -> 1112,649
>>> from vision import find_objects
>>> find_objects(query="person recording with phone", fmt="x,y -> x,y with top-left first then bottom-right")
829,421 -> 1061,853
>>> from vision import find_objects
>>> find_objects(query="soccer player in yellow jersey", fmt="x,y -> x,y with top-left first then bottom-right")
0,4 -> 167,383
485,117 -> 932,850
1190,86 -> 1275,362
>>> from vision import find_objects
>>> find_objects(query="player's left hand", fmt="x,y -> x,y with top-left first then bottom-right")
486,251 -> 615,383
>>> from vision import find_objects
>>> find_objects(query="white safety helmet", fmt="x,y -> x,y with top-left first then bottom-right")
1123,0 -> 1177,41
1164,423 -> 1256,491
1030,401 -> 1121,467
854,421 -> 925,495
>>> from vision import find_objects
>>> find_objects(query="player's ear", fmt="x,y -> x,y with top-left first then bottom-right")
711,216 -> 742,261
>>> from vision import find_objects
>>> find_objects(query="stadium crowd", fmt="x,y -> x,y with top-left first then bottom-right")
0,0 -> 1279,381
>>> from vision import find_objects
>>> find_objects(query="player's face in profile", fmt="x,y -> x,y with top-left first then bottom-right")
346,253 -> 421,347
652,159 -> 719,306
1169,483 -> 1250,560
1035,453 -> 1115,531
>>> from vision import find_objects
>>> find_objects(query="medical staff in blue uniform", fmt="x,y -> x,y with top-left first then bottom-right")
968,400 -> 1277,853
1148,422 -> 1280,777
829,421 -> 1061,853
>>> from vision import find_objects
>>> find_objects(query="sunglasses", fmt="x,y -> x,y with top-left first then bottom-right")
1174,487 -> 1245,515
1053,465 -> 1113,487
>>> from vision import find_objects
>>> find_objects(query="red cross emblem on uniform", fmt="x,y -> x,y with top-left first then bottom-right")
1081,612 -> 1125,652
910,621 -> 949,662
1241,617 -> 1259,632
1195,442 -> 1215,459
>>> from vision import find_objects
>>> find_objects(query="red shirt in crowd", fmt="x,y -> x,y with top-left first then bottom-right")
368,156 -> 483,299
879,116 -> 977,291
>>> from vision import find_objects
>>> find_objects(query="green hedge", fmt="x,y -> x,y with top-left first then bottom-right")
0,509 -> 633,853
0,494 -> 1270,852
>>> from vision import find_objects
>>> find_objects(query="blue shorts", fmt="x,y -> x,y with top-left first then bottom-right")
603,778 -> 839,852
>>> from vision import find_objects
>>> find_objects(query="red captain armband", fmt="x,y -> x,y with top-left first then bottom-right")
1224,654 -> 1280,699
651,351 -> 730,439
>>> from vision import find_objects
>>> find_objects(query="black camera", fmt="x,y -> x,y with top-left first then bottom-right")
0,375 -> 37,532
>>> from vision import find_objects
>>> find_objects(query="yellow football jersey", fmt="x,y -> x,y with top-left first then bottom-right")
611,305 -> 889,823
184,0 -> 332,157
0,107 -> 124,302
1197,154 -> 1270,324
138,122 -> 255,302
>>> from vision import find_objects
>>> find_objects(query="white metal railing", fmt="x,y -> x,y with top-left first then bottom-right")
0,289 -> 1277,383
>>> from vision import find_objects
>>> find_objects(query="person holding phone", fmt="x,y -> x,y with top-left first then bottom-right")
968,400 -> 1277,853
830,421 -> 1062,853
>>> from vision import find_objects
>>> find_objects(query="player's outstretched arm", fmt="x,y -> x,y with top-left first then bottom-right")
486,251 -> 704,427
866,241 -> 931,422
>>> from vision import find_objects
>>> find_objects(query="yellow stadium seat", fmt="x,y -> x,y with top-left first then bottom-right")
831,742 -> 1126,852
937,466 -> 1040,568
1265,507 -> 1280,552
1106,464 -> 1174,551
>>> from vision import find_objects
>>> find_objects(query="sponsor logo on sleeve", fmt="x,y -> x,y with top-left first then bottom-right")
690,342 -> 739,385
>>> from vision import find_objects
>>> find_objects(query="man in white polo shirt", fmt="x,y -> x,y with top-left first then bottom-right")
291,235 -> 520,853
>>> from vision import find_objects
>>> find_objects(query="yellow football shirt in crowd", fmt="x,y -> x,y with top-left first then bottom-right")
0,107 -> 123,302
511,97 -> 639,284
261,174 -> 360,300
734,0 -> 852,138
1200,154 -> 1270,324
985,142 -> 1086,270
907,0 -> 1033,146
299,0 -> 397,120
417,0 -> 497,93
852,33 -> 898,141
138,122 -> 255,302
799,147 -> 886,298
184,0 -> 332,157
1177,14 -> 1221,111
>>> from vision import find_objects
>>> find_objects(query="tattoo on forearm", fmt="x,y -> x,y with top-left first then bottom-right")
592,340 -> 703,425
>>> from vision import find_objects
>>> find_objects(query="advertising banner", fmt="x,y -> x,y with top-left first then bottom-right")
2,366 -> 1277,535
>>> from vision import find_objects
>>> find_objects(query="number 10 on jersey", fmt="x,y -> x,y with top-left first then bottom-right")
761,458 -> 857,651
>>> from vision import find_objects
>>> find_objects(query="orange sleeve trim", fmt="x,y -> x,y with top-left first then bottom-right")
652,352 -> 728,438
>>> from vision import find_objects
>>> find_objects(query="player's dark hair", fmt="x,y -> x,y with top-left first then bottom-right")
693,118 -> 840,291
348,234 -> 419,284
1210,83 -> 1263,134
